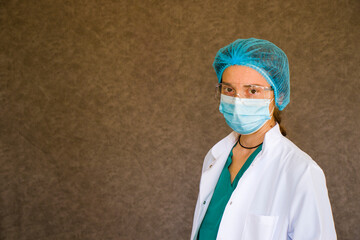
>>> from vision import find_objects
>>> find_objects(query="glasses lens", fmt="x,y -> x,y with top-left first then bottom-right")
244,85 -> 272,99
215,84 -> 236,100
221,85 -> 236,96
215,84 -> 222,100
215,84 -> 272,100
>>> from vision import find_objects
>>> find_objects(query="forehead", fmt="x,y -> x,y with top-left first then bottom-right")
222,65 -> 270,87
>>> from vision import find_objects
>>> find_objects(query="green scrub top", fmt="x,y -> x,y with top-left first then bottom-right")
197,143 -> 263,240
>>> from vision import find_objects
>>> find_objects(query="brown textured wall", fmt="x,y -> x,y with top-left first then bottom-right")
0,0 -> 359,239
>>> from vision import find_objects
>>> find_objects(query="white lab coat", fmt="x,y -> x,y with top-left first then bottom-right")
190,124 -> 336,240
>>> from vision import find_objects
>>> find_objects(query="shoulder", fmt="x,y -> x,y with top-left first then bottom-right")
267,135 -> 329,202
277,135 -> 323,174
261,126 -> 325,186
261,124 -> 320,171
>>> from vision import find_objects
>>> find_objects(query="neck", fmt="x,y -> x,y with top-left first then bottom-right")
239,118 -> 276,148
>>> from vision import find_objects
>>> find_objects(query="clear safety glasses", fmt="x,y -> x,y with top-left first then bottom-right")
215,83 -> 273,100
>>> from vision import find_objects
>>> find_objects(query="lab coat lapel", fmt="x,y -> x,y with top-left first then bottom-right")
199,132 -> 239,203
198,152 -> 227,203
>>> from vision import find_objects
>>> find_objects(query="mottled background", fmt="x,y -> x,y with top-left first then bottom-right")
0,0 -> 359,239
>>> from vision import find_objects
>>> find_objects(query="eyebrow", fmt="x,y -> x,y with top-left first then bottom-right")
222,83 -> 269,88
243,84 -> 266,87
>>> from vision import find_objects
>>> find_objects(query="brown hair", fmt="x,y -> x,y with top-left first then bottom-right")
273,108 -> 287,136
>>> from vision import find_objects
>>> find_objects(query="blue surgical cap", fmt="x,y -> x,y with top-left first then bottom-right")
213,38 -> 290,110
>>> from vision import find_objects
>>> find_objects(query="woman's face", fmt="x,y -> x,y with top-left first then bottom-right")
222,65 -> 275,112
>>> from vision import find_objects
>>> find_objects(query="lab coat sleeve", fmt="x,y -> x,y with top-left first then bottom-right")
288,164 -> 337,240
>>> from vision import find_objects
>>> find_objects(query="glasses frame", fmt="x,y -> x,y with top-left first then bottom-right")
215,82 -> 273,100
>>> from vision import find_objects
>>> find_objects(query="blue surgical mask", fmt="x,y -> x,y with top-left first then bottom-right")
219,94 -> 274,135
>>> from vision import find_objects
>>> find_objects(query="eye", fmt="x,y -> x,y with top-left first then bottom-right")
224,87 -> 234,93
222,86 -> 235,95
249,87 -> 258,95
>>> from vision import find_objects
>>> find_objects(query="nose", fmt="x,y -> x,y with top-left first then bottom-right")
234,93 -> 242,98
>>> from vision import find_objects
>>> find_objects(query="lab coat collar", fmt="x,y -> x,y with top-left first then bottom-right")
210,131 -> 239,159
262,123 -> 283,152
199,124 -> 282,202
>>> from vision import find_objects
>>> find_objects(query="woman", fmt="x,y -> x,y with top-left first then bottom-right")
190,38 -> 336,240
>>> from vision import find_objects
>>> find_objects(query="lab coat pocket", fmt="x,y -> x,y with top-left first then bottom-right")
242,214 -> 278,240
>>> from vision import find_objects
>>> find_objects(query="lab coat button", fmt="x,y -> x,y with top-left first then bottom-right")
229,201 -> 232,205
203,201 -> 206,205
209,164 -> 213,168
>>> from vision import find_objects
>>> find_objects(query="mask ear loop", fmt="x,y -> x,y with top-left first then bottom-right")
268,98 -> 277,129
269,98 -> 275,116
258,98 -> 276,131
